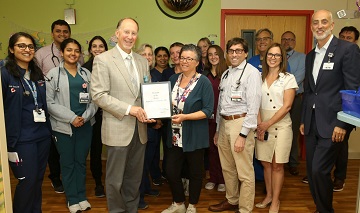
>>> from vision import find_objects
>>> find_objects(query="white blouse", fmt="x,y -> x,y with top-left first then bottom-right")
261,72 -> 298,111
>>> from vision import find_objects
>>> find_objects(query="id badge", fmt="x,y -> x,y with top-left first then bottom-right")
79,92 -> 90,103
323,62 -> 334,70
33,109 -> 46,122
231,90 -> 242,102
172,126 -> 182,147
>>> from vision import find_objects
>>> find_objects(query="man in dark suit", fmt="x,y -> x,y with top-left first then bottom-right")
331,26 -> 360,192
300,10 -> 360,213
91,18 -> 154,213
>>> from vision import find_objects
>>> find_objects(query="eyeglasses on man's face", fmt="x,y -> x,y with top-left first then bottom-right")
256,37 -> 272,42
227,48 -> 244,55
179,57 -> 196,63
14,43 -> 35,51
281,38 -> 295,42
267,53 -> 282,59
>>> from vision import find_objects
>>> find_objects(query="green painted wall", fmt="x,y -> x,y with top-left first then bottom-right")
0,0 -> 220,59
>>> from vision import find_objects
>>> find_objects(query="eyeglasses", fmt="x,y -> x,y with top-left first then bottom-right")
227,49 -> 244,54
255,37 -> 272,42
267,53 -> 282,59
179,57 -> 196,63
281,38 -> 295,42
14,43 -> 35,51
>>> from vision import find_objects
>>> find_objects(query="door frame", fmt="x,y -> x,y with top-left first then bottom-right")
221,9 -> 314,53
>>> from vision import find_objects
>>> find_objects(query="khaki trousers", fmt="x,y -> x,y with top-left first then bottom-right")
218,117 -> 255,213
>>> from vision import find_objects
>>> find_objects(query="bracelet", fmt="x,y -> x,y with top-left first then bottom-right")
239,133 -> 247,138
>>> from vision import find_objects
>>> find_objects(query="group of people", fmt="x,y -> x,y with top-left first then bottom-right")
1,9 -> 360,213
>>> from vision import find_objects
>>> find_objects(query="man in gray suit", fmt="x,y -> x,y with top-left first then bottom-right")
91,17 -> 153,213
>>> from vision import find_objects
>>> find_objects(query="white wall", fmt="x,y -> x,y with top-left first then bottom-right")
222,0 -> 360,158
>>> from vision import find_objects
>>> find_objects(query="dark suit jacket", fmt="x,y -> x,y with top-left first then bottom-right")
301,36 -> 360,138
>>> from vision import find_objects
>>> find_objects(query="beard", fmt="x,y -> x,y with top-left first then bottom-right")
286,46 -> 293,52
313,28 -> 332,41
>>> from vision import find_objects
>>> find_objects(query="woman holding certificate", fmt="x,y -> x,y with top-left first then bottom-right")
162,44 -> 214,213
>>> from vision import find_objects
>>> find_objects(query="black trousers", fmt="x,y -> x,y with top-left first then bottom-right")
166,146 -> 204,204
90,111 -> 103,185
333,128 -> 352,181
305,112 -> 349,213
289,94 -> 302,167
48,139 -> 61,181
11,137 -> 51,213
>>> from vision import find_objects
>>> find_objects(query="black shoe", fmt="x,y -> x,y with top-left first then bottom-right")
289,166 -> 299,176
302,176 -> 309,184
95,185 -> 105,198
51,178 -> 64,193
152,178 -> 163,186
138,198 -> 148,210
144,189 -> 160,197
333,178 -> 345,192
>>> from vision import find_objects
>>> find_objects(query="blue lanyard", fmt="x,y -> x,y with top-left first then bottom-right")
23,77 -> 39,108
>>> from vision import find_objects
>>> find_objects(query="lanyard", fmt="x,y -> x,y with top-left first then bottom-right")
287,50 -> 295,59
23,77 -> 39,109
175,73 -> 197,107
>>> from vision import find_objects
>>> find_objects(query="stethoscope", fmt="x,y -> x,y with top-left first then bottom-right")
55,67 -> 90,92
51,43 -> 60,67
219,62 -> 248,91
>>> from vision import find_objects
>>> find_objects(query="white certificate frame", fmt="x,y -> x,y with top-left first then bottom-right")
141,82 -> 172,119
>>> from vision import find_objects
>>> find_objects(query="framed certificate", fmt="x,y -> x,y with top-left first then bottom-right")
141,82 -> 172,119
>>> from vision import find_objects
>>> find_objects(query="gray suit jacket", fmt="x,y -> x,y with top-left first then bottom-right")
91,47 -> 149,146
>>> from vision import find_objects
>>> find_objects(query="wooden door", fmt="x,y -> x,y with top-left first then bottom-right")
221,10 -> 313,54
225,15 -> 307,53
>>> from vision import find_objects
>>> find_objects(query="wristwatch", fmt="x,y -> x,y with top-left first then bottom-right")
239,133 -> 247,138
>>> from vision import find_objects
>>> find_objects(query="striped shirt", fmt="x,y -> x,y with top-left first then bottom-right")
216,60 -> 262,135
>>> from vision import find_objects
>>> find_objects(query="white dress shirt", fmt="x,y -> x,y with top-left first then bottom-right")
216,60 -> 262,135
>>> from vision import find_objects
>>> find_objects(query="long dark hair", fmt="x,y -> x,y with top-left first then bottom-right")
5,32 -> 43,81
261,43 -> 288,82
207,45 -> 227,79
87,36 -> 108,59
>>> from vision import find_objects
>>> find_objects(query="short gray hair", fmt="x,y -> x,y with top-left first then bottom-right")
179,44 -> 202,62
255,28 -> 273,39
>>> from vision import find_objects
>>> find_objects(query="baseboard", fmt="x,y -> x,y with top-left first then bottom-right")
349,151 -> 360,159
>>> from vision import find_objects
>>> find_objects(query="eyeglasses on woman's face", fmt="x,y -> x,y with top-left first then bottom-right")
14,43 -> 35,51
179,57 -> 196,63
267,53 -> 282,59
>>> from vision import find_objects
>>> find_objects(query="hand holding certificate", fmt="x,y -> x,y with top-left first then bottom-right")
141,82 -> 172,119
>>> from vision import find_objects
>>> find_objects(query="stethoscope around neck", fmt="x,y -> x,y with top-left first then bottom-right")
219,62 -> 248,91
51,43 -> 60,67
54,66 -> 89,92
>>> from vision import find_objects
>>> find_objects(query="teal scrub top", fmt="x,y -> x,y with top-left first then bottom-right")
67,71 -> 86,116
